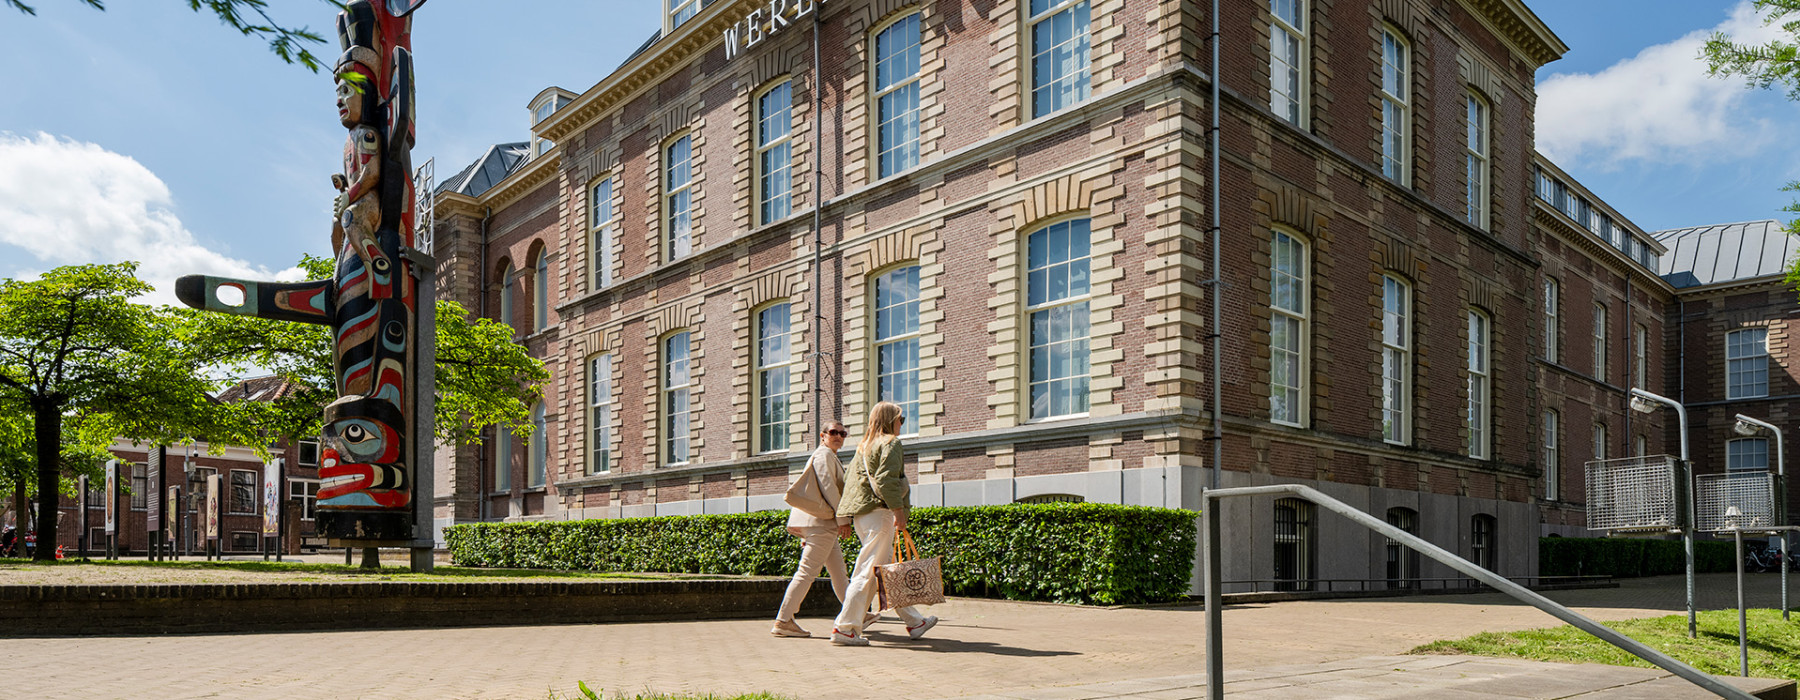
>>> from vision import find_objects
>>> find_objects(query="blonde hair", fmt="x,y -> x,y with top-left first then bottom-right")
857,401 -> 904,457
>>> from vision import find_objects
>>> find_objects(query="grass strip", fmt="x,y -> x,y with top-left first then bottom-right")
1410,608 -> 1800,681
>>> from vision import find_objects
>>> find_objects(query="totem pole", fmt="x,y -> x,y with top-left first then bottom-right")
176,0 -> 431,550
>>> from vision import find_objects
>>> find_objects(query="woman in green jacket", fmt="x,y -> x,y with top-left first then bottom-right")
830,401 -> 939,646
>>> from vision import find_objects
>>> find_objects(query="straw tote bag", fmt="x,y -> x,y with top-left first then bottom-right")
876,528 -> 947,610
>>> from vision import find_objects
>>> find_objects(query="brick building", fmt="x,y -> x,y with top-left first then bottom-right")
419,0 -> 1794,589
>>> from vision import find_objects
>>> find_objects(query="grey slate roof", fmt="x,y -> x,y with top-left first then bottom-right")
434,142 -> 532,198
1654,220 -> 1795,289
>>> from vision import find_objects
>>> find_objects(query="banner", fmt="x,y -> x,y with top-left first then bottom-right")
262,459 -> 282,537
204,474 -> 221,541
165,485 -> 180,535
146,448 -> 162,532
104,461 -> 118,535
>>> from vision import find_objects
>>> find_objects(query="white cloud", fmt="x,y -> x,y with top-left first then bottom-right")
1536,1 -> 1790,167
0,132 -> 302,306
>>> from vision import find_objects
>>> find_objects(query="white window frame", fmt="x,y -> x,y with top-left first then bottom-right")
130,463 -> 148,511
667,0 -> 699,30
228,469 -> 258,516
872,12 -> 923,179
1543,410 -> 1560,501
1728,437 -> 1769,471
1634,324 -> 1649,389
1026,217 -> 1093,421
1268,0 -> 1306,126
1543,278 -> 1559,364
1380,274 -> 1410,444
1027,0 -> 1092,118
873,265 -> 922,434
1593,422 -> 1608,462
1269,228 -> 1309,427
755,302 -> 798,453
297,439 -> 320,468
663,331 -> 693,465
755,80 -> 795,226
493,425 -> 512,493
1464,91 -> 1489,229
664,133 -> 695,261
532,250 -> 549,332
1726,327 -> 1770,399
499,263 -> 516,335
1466,309 -> 1490,459
528,402 -> 547,488
288,479 -> 319,522
591,176 -> 616,289
589,354 -> 613,475
1379,27 -> 1410,184
1592,302 -> 1608,380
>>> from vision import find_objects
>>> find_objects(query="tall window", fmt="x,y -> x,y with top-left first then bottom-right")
1029,0 -> 1091,117
1270,230 -> 1308,426
1470,514 -> 1496,570
592,177 -> 615,289
756,81 -> 794,225
756,303 -> 796,452
1464,92 -> 1489,228
874,266 -> 922,431
1592,422 -> 1608,462
528,402 -> 547,488
1268,0 -> 1305,125
1633,324 -> 1649,389
1542,410 -> 1560,501
1466,310 -> 1490,459
1592,303 -> 1607,380
1273,498 -> 1314,591
499,263 -> 515,334
1543,278 -> 1559,363
874,13 -> 922,178
665,134 -> 695,260
1636,434 -> 1648,456
1728,437 -> 1769,471
130,463 -> 147,510
1028,219 -> 1092,420
663,331 -> 692,464
1379,28 -> 1410,183
1385,507 -> 1419,590
668,0 -> 698,29
532,251 -> 549,332
590,354 -> 612,474
493,425 -> 511,492
229,470 -> 257,515
1726,328 -> 1770,399
1381,275 -> 1410,444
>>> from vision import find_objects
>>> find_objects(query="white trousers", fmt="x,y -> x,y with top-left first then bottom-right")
833,509 -> 926,632
775,529 -> 849,622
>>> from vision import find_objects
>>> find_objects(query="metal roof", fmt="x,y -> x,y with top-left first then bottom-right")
434,142 -> 532,198
1653,219 -> 1795,289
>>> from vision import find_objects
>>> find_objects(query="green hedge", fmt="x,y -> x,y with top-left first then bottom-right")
1539,537 -> 1735,578
444,503 -> 1198,605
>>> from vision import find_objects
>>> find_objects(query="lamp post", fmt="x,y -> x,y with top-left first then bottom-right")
1734,413 -> 1787,621
1727,505 -> 1748,677
1630,387 -> 1696,638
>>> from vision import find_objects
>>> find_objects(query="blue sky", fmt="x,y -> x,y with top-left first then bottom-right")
0,1 -> 1793,304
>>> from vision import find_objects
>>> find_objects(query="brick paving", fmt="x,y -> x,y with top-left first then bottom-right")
0,572 -> 1789,699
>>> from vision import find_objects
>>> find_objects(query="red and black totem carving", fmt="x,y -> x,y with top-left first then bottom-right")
177,0 -> 429,543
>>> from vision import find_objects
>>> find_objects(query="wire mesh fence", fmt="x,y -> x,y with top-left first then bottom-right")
1585,455 -> 1682,533
1693,471 -> 1777,533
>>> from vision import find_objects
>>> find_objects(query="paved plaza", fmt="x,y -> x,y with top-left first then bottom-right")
0,573 -> 1790,699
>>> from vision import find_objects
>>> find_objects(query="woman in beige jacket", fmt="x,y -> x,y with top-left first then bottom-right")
829,401 -> 938,646
772,421 -> 869,637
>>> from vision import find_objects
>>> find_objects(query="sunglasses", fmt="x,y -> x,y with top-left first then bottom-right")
825,430 -> 849,437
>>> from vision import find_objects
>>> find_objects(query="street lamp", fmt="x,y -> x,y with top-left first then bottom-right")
1733,413 -> 1788,622
1628,387 -> 1697,638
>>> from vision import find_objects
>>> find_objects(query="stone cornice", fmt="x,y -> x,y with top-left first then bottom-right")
483,151 -> 561,214
436,192 -> 482,219
1533,203 -> 1676,294
1457,0 -> 1568,67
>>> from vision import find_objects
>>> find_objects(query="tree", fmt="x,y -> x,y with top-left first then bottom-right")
0,409 -> 115,545
4,0 -> 340,72
0,264 -> 221,560
1701,0 -> 1800,290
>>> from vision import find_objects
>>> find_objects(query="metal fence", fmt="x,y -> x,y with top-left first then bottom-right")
1695,471 -> 1778,533
1220,575 -> 1613,595
1586,455 -> 1683,533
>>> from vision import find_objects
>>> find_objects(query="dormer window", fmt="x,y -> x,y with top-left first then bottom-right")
668,0 -> 699,30
528,91 -> 574,159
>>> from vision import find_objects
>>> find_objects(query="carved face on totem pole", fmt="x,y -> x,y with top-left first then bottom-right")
172,0 -> 426,544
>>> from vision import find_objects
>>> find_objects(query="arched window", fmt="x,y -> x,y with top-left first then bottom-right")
1027,218 -> 1092,420
1385,506 -> 1419,589
1470,514 -> 1497,570
1269,229 -> 1308,426
873,12 -> 922,178
1380,274 -> 1410,444
532,250 -> 549,332
1273,498 -> 1314,591
528,402 -> 547,488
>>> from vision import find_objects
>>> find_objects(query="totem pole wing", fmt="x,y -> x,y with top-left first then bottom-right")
174,275 -> 336,326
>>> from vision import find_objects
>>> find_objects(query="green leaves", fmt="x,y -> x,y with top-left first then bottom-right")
9,1 -> 337,73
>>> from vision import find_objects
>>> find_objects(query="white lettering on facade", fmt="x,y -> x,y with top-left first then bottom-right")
721,0 -> 824,61
769,0 -> 791,28
746,8 -> 764,46
724,24 -> 743,60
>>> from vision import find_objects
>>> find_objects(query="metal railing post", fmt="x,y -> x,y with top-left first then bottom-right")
1201,484 -> 1756,699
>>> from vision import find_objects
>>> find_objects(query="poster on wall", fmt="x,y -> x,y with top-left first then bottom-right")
262,459 -> 282,537
204,474 -> 221,541
165,486 -> 179,535
104,460 -> 118,535
146,448 -> 162,532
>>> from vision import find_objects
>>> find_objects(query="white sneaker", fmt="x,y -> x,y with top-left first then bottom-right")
906,615 -> 938,640
830,627 -> 870,646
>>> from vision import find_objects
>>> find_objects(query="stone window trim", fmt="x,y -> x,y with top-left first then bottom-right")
1378,25 -> 1411,186
663,131 -> 698,263
1633,323 -> 1649,390
753,300 -> 799,454
1592,301 -> 1608,381
1025,0 -> 1093,120
1267,0 -> 1308,127
1023,214 -> 1094,423
1542,409 -> 1560,501
1465,308 -> 1491,460
528,402 -> 548,488
589,173 -> 618,291
661,329 -> 695,467
1542,277 -> 1559,364
753,77 -> 796,227
1727,437 -> 1769,471
1380,273 -> 1411,446
1268,226 -> 1311,428
1726,326 -> 1771,399
588,352 -> 615,475
1464,90 -> 1490,230
869,9 -> 925,181
492,424 -> 513,494
531,244 -> 551,333
869,261 -> 924,436
1592,421 -> 1608,462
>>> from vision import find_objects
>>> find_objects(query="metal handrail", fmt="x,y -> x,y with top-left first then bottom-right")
1201,484 -> 1755,700
1220,574 -> 1613,595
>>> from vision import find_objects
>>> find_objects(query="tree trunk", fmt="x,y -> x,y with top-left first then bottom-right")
32,398 -> 62,562
10,475 -> 25,538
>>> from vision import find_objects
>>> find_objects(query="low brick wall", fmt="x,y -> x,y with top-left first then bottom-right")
0,578 -> 838,637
